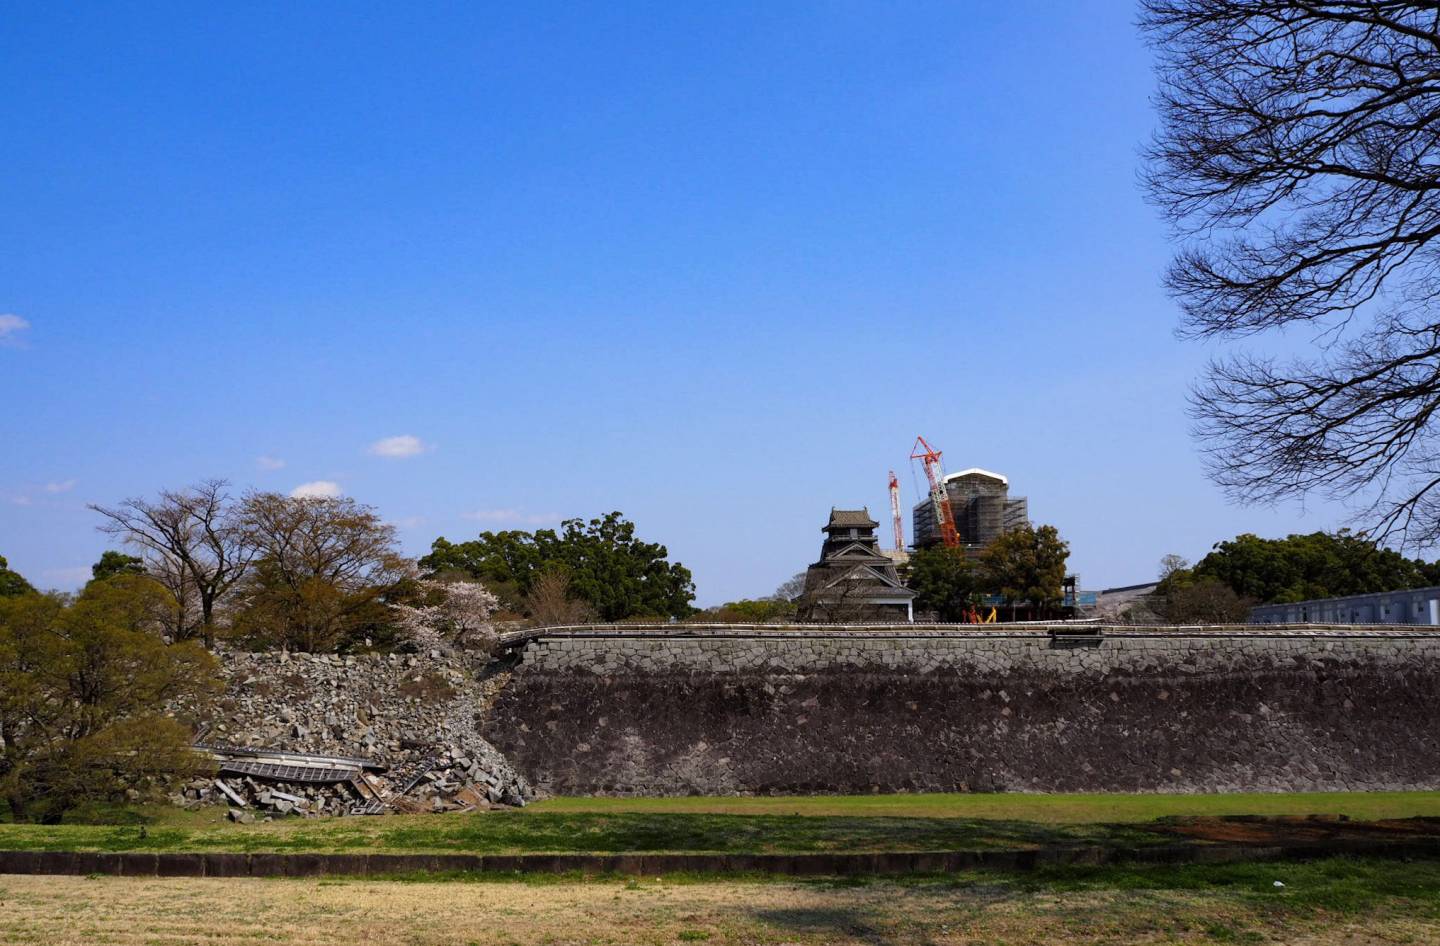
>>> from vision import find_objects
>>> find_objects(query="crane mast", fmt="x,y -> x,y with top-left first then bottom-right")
887,470 -> 904,552
910,435 -> 960,549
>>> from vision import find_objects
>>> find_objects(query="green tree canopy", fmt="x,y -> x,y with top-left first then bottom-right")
694,598 -> 796,623
906,546 -> 978,622
979,524 -> 1070,616
0,579 -> 220,822
421,531 -> 546,610
90,550 -> 145,583
0,555 -> 35,598
420,512 -> 694,621
1184,531 -> 1437,604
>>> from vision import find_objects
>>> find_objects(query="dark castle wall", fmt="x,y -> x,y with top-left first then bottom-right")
481,628 -> 1440,795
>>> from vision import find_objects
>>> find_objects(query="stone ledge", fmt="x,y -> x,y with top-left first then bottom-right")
506,622 -> 1440,645
1,840 -> 1437,878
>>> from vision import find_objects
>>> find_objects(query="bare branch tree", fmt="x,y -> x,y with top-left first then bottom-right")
520,566 -> 595,627
1143,2 -> 1440,545
233,492 -> 407,652
797,571 -> 874,623
771,572 -> 808,603
89,479 -> 252,646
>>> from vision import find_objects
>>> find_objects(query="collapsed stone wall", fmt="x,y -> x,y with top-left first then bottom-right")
190,650 -> 533,812
481,627 -> 1440,795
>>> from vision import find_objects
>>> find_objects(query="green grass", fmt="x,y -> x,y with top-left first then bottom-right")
1015,856 -> 1440,917
0,808 -> 1160,854
529,790 -> 1440,822
0,791 -> 1435,856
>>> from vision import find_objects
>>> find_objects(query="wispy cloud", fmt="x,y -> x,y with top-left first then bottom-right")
394,515 -> 426,529
256,455 -> 286,471
290,480 -> 342,499
462,508 -> 560,525
0,314 -> 30,346
43,479 -> 77,494
368,434 -> 430,459
9,495 -> 32,506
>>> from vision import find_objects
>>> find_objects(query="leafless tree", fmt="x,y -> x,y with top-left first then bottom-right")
233,492 -> 407,652
1159,579 -> 1257,624
1158,554 -> 1190,582
797,572 -> 877,623
89,479 -> 252,646
771,572 -> 808,603
522,566 -> 595,626
1143,2 -> 1440,545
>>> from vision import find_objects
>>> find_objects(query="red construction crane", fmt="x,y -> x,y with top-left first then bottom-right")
887,470 -> 904,552
910,435 -> 960,549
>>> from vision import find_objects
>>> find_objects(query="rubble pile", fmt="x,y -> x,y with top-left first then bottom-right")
176,775 -> 355,821
173,748 -> 534,819
176,648 -> 535,816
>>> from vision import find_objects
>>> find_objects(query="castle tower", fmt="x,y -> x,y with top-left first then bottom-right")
797,507 -> 916,622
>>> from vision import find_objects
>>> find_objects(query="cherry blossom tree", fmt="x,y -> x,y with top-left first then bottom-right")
393,578 -> 499,652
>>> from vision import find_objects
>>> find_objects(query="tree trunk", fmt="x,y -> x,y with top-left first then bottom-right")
200,591 -> 215,649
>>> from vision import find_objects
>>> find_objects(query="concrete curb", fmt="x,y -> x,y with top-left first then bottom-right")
1,839 -> 1437,878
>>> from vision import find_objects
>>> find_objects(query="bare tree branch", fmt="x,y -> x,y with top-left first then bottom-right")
89,479 -> 252,646
1145,1 -> 1440,546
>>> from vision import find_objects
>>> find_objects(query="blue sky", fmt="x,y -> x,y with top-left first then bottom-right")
1,1 -> 1348,602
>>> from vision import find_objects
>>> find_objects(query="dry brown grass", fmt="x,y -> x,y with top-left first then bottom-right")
0,873 -> 1434,946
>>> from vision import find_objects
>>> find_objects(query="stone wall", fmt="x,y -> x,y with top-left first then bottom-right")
481,626 -> 1440,795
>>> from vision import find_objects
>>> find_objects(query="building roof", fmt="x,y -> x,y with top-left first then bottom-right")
1250,585 -> 1440,611
1099,581 -> 1161,595
825,507 -> 878,529
817,564 -> 916,597
823,541 -> 894,563
944,468 -> 1008,485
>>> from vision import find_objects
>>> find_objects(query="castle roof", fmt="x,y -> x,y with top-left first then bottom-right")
824,507 -> 878,530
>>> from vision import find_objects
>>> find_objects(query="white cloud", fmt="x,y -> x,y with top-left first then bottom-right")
394,515 -> 426,529
9,495 -> 32,506
290,480 -> 342,499
256,455 -> 286,471
43,479 -> 77,494
462,508 -> 560,525
0,314 -> 30,344
368,434 -> 429,459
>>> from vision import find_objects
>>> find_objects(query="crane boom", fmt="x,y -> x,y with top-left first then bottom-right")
910,435 -> 960,549
887,470 -> 904,552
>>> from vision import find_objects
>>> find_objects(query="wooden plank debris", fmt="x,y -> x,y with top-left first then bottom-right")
214,778 -> 247,807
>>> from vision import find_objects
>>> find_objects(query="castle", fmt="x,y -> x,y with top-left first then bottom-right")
796,508 -> 916,622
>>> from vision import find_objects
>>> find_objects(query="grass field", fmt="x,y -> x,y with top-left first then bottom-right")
4,795 -> 1438,944
0,858 -> 1437,945
1,791 -> 1438,856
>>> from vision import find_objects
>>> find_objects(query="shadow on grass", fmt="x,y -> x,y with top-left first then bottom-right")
750,905 -> 912,946
751,860 -> 1440,944
368,813 -> 1160,854
0,811 -> 1195,854
1007,857 -> 1440,918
